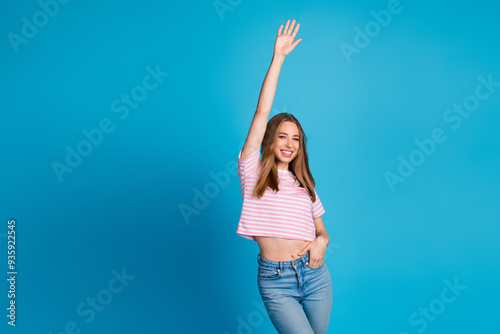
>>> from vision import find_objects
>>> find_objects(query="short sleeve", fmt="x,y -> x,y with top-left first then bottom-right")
312,189 -> 326,218
237,148 -> 261,181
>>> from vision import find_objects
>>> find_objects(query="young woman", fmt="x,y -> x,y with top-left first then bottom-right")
236,19 -> 333,334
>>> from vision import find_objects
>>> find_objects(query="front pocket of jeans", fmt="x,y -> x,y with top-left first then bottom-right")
306,262 -> 324,270
258,267 -> 281,280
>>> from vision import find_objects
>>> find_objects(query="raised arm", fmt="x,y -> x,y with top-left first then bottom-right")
240,19 -> 303,160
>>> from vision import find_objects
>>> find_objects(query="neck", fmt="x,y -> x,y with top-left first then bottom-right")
277,163 -> 289,170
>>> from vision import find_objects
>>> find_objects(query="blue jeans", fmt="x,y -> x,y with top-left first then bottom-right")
257,252 -> 333,334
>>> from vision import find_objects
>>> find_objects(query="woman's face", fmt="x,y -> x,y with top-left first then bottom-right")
274,121 -> 300,170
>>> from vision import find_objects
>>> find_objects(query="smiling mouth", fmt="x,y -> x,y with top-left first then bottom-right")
280,150 -> 293,157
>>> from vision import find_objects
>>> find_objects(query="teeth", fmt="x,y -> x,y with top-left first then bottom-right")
282,150 -> 292,153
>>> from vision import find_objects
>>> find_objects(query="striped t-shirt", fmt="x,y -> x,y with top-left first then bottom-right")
236,147 -> 326,241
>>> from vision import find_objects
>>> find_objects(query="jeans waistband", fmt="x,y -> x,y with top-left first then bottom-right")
257,252 -> 309,270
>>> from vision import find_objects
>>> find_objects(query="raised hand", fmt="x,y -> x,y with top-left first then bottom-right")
273,19 -> 302,58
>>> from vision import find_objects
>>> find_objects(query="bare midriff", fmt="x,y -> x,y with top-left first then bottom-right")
255,235 -> 311,261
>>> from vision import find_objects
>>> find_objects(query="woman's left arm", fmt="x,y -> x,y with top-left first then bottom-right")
314,216 -> 330,247
297,216 -> 330,268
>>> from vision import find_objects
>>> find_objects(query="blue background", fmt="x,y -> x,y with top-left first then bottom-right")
1,0 -> 499,333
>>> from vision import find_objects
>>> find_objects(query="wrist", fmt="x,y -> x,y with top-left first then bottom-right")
272,54 -> 285,63
316,235 -> 329,247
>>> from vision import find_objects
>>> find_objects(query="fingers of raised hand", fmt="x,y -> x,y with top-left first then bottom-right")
286,19 -> 297,35
278,24 -> 283,36
278,20 -> 299,37
291,23 -> 300,38
284,19 -> 291,34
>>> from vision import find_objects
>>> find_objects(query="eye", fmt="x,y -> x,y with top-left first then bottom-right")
294,138 -> 299,141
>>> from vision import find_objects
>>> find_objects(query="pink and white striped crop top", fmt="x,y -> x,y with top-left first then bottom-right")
236,147 -> 326,241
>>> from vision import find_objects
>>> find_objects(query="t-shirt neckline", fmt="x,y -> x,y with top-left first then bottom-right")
278,169 -> 292,173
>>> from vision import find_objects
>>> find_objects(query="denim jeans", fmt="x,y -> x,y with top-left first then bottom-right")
257,252 -> 332,334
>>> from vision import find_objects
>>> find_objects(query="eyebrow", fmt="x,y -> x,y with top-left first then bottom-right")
279,132 -> 300,137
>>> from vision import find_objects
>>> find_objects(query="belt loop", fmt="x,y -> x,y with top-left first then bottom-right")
279,261 -> 283,272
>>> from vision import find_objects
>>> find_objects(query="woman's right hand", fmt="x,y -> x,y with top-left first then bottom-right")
273,19 -> 302,58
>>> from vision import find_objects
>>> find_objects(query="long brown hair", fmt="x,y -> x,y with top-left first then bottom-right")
252,113 -> 317,202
